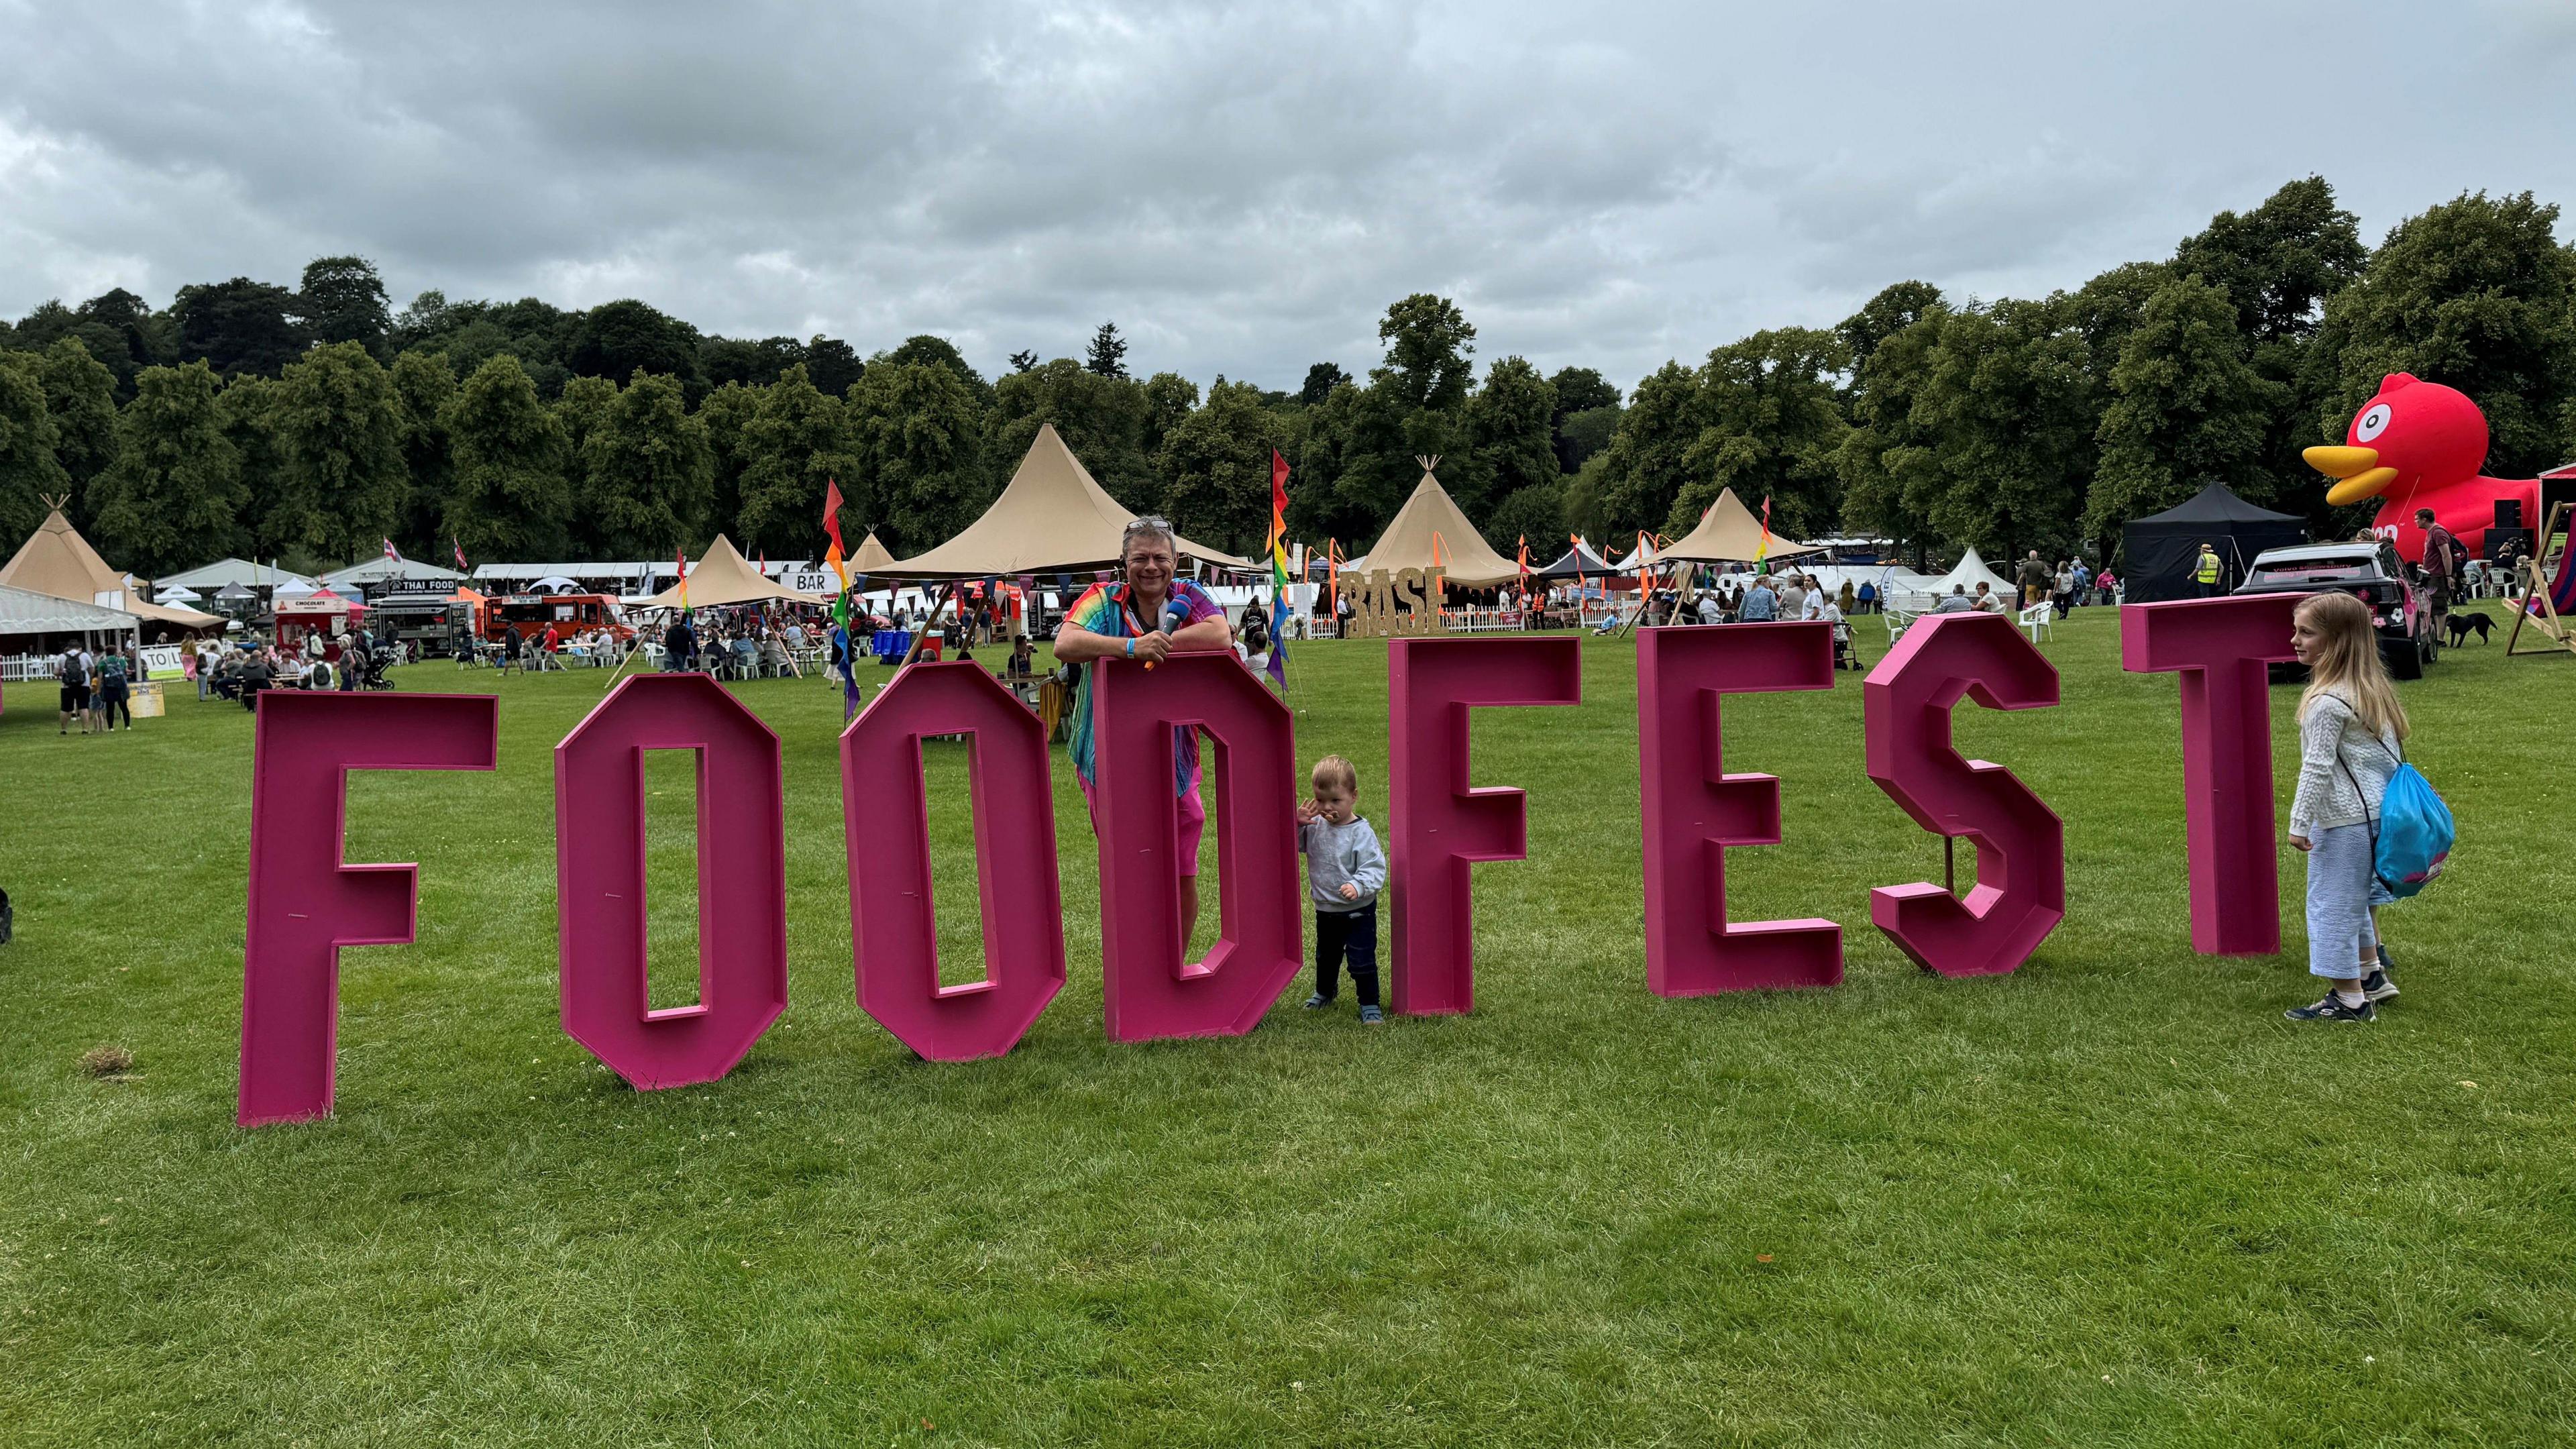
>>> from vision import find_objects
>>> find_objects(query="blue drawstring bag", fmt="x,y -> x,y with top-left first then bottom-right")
2349,745 -> 2453,899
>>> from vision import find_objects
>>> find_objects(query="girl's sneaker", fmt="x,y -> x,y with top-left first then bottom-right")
1359,1006 -> 1385,1025
2285,994 -> 2376,1023
2361,967 -> 2398,1003
1303,994 -> 1332,1010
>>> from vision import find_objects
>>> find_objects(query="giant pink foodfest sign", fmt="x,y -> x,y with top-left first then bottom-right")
237,598 -> 2300,1126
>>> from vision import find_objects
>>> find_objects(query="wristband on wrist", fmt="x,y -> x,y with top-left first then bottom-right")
1124,637 -> 1134,659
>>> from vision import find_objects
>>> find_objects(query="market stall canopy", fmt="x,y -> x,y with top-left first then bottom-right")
1341,462 -> 1521,588
886,424 -> 1252,578
0,582 -> 139,640
1531,537 -> 1621,579
637,534 -> 831,610
1920,547 -> 2016,601
319,555 -> 467,590
154,557 -> 317,594
0,504 -> 225,631
154,584 -> 203,603
1654,488 -> 1827,566
2118,482 -> 2308,603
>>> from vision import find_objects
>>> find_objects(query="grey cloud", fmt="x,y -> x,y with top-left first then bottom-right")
1,0 -> 2568,393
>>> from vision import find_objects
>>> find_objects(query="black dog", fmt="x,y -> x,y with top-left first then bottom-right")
2445,611 -> 2493,646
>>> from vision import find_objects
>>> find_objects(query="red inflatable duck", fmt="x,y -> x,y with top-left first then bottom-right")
2304,374 -> 2540,564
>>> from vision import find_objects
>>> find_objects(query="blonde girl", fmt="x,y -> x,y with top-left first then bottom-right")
2283,592 -> 2408,1022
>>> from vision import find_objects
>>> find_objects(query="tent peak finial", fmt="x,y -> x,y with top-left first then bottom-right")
1414,455 -> 1441,474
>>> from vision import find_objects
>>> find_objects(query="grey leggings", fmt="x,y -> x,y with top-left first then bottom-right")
2304,824 -> 2381,980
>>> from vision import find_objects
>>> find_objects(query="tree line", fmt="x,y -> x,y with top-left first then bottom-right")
3,178 -> 2572,580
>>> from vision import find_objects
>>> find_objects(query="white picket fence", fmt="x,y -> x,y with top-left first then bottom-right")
1,655 -> 61,683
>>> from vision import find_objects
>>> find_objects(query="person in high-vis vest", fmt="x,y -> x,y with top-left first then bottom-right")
2194,543 -> 2224,597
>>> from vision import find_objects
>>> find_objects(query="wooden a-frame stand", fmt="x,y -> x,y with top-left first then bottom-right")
2506,501 -> 2576,659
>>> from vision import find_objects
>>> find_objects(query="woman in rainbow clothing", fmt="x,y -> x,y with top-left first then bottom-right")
1053,518 -> 1234,947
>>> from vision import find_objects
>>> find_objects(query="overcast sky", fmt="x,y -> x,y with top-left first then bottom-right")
3,1 -> 2571,393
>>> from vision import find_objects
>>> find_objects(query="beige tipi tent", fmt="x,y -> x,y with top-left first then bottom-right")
638,535 -> 830,610
1340,460 -> 1520,588
1655,488 -> 1825,566
849,530 -> 897,575
0,503 -> 225,631
887,424 -> 1251,578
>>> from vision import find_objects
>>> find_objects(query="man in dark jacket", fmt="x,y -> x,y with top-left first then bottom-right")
2017,550 -> 2051,608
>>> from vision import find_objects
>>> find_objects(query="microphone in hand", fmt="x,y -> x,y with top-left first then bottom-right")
1140,598 -> 1190,670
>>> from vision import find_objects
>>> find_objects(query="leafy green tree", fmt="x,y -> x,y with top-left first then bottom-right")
219,374 -> 288,551
1160,380 -> 1287,556
1554,405 -> 1621,474
579,370 -> 712,555
696,380 -> 764,539
1008,349 -> 1039,374
0,351 -> 68,543
2086,276 -> 2284,539
173,277 -> 307,377
2175,177 -> 2367,350
1662,328 -> 1849,541
1483,482 -> 1566,555
1593,360 -> 1705,539
988,359 -> 1152,503
2312,190 -> 2576,476
268,341 -> 409,561
1546,366 -> 1621,470
1299,363 -> 1348,407
1301,295 -> 1489,544
1911,299 -> 2099,557
877,335 -> 991,408
1375,294 -> 1477,411
1085,321 -> 1130,379
1140,371 -> 1201,462
1833,302 -> 1950,556
553,374 -> 621,464
1562,453 -> 1613,543
388,350 -> 458,552
2171,179 -> 2368,506
299,256 -> 392,357
74,287 -> 178,389
440,355 -> 572,561
700,335 -> 806,390
737,365 -> 858,555
1547,366 -> 1620,419
805,336 -> 864,397
568,300 -> 704,397
87,362 -> 247,574
1468,356 -> 1560,502
37,337 -> 119,521
14,299 -> 148,396
847,361 -> 988,551
1833,282 -> 1944,390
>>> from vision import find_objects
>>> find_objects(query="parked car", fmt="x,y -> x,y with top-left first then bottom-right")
2233,541 -> 2438,680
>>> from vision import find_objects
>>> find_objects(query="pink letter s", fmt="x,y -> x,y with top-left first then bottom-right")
1863,612 -> 2064,976
239,692 -> 498,1126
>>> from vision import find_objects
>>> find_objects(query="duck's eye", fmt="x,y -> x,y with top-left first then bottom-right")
2357,402 -> 2392,442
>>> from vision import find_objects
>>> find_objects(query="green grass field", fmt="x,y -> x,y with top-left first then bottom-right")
5,606 -> 2573,1446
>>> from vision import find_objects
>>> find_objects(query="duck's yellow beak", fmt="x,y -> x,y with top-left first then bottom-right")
2304,445 -> 2398,506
